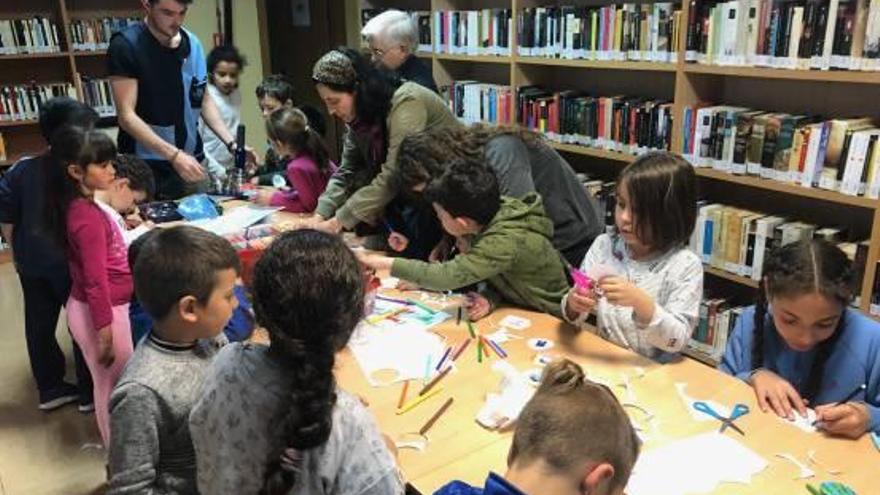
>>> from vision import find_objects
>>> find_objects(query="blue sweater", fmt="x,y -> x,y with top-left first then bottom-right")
434,473 -> 528,495
719,306 -> 880,434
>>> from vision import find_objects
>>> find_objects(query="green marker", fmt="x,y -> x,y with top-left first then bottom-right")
466,320 -> 476,339
806,484 -> 821,495
406,298 -> 438,315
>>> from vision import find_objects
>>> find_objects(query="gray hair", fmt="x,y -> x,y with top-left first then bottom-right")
361,10 -> 417,54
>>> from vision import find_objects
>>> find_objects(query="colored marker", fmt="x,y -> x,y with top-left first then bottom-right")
376,295 -> 412,306
435,346 -> 452,371
485,338 -> 508,359
466,320 -> 476,339
477,338 -> 483,363
451,339 -> 471,361
420,366 -> 451,397
419,397 -> 455,435
407,298 -> 439,315
456,306 -> 462,325
397,380 -> 409,409
397,387 -> 444,415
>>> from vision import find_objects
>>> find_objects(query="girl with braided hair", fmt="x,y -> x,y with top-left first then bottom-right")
189,230 -> 404,494
720,239 -> 880,439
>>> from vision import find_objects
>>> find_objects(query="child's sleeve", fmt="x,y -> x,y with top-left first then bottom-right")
640,252 -> 703,354
69,205 -> 115,330
271,157 -> 324,213
718,308 -> 755,382
107,383 -> 162,494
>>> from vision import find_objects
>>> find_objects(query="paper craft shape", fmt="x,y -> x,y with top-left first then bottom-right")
778,408 -> 818,433
775,453 -> 815,479
807,450 -> 842,476
348,299 -> 449,386
380,277 -> 399,289
675,382 -> 731,421
475,361 -> 536,430
627,433 -> 768,495
499,315 -> 531,330
189,205 -> 281,236
527,338 -> 554,351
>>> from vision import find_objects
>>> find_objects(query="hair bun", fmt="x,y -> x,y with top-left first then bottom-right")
539,358 -> 585,392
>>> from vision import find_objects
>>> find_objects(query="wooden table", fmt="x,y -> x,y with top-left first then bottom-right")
235,202 -> 875,494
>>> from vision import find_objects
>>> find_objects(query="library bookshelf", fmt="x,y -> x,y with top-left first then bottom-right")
359,0 -> 880,364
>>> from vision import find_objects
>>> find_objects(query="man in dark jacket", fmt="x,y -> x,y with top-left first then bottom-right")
0,98 -> 97,411
361,9 -> 438,93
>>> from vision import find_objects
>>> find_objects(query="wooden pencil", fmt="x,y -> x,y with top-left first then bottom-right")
451,339 -> 471,361
396,386 -> 443,415
397,380 -> 409,409
419,397 -> 455,435
419,366 -> 451,396
435,346 -> 452,371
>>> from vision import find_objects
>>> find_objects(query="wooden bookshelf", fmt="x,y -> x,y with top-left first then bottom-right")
0,120 -> 40,128
434,53 -> 511,64
515,55 -> 676,72
704,265 -> 760,289
683,63 -> 880,85
0,51 -> 71,61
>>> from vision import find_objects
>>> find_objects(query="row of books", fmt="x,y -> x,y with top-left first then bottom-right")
0,83 -> 76,122
682,106 -> 879,197
580,175 -> 618,231
689,299 -> 746,363
81,77 -> 116,117
360,10 -> 432,53
691,202 -> 869,289
0,132 -> 6,162
517,87 -> 674,154
518,4 -> 683,63
0,17 -> 61,55
440,81 -> 514,126
69,17 -> 139,52
433,10 -> 513,56
685,0 -> 880,71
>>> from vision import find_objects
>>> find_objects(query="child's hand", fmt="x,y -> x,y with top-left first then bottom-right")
249,176 -> 260,185
252,189 -> 274,206
314,217 -> 342,234
428,236 -> 453,262
750,369 -> 809,420
464,292 -> 491,321
387,232 -> 409,252
565,287 -> 596,320
814,402 -> 871,439
598,277 -> 654,323
355,251 -> 394,271
97,326 -> 115,368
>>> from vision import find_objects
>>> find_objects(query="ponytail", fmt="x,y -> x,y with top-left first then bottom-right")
266,107 -> 332,173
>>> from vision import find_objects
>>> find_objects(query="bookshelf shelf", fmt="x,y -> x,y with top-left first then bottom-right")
0,120 -> 39,128
683,63 -> 880,85
0,51 -> 70,61
434,53 -> 511,64
515,56 -> 676,72
695,168 -> 880,210
73,50 -> 108,56
548,142 -> 639,163
704,265 -> 760,289
682,348 -> 719,367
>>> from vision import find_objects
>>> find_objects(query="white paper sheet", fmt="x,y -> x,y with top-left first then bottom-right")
675,382 -> 731,421
627,433 -> 768,495
189,205 -> 281,236
777,408 -> 818,433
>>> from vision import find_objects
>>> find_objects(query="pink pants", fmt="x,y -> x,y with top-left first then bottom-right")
66,297 -> 133,446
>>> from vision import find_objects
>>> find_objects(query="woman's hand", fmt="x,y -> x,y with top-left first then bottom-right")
355,251 -> 394,272
750,369 -> 809,420
814,402 -> 871,439
314,217 -> 343,234
464,292 -> 491,321
387,232 -> 409,253
564,287 -> 596,321
97,326 -> 115,368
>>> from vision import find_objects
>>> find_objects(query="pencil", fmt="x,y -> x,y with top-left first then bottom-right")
397,386 -> 443,415
419,366 -> 451,396
376,295 -> 412,306
451,339 -> 471,361
811,383 -> 866,426
435,346 -> 452,371
407,298 -> 439,314
466,320 -> 476,339
477,338 -> 483,363
418,397 -> 455,435
456,306 -> 462,325
484,337 -> 507,359
397,380 -> 409,409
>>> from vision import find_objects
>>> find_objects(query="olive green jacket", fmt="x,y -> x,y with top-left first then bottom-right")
316,82 -> 462,228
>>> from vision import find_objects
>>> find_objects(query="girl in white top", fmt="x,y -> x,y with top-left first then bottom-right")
563,152 -> 703,362
200,45 -> 245,181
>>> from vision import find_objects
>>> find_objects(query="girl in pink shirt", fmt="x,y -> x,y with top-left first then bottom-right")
253,107 -> 336,213
46,126 -> 133,446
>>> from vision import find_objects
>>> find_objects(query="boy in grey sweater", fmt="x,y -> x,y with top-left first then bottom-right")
107,226 -> 240,494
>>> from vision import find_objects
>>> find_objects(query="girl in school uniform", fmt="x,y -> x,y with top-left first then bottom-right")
720,239 -> 880,439
252,107 -> 336,213
46,126 -> 134,445
562,151 -> 704,362
189,230 -> 404,495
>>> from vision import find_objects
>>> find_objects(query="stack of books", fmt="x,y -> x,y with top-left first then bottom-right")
685,0 -> 880,71
441,80 -> 513,125
681,106 -> 879,197
81,77 -> 116,117
518,86 -> 674,154
0,17 -> 62,54
518,3 -> 682,62
433,9 -> 513,56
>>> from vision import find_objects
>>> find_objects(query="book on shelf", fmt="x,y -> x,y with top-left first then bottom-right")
433,9 -> 512,56
0,17 -> 62,55
69,17 -> 139,52
682,104 -> 879,197
0,131 -> 6,161
689,296 -> 745,363
686,0 -> 880,71
361,9 -> 432,53
518,86 -> 673,154
81,77 -> 116,117
440,80 -> 513,126
518,3 -> 682,62
0,83 -> 76,122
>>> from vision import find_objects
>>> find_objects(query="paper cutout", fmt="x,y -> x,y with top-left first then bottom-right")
675,383 -> 731,421
527,338 -> 554,351
533,353 -> 561,366
619,375 -> 636,403
498,315 -> 531,330
778,408 -> 818,433
627,433 -> 768,495
807,450 -> 842,476
475,361 -> 536,430
775,453 -> 815,479
380,277 -> 399,289
349,299 -> 449,386
395,432 -> 428,451
486,328 -> 521,344
189,205 -> 281,236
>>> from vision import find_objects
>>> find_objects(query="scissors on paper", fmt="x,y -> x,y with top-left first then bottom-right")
693,401 -> 750,436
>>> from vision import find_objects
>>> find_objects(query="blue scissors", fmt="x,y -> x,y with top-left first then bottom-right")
693,401 -> 750,435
